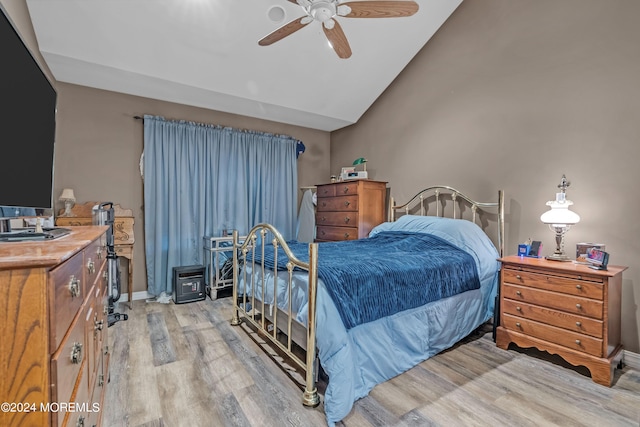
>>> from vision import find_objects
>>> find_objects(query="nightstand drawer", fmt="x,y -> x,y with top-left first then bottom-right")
316,211 -> 359,227
503,268 -> 603,299
503,283 -> 603,319
316,226 -> 359,241
317,195 -> 359,212
502,313 -> 603,357
502,299 -> 603,338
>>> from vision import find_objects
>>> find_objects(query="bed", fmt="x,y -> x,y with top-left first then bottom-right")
230,186 -> 504,426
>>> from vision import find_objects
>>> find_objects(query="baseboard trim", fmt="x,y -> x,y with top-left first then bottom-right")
119,291 -> 153,302
623,349 -> 640,370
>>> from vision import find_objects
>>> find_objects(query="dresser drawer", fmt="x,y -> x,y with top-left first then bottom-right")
502,283 -> 602,319
51,304 -> 86,418
317,195 -> 359,212
502,313 -> 603,357
316,211 -> 359,228
49,252 -> 84,352
502,299 -> 603,338
316,226 -> 359,241
317,185 -> 336,198
84,238 -> 106,294
503,268 -> 603,299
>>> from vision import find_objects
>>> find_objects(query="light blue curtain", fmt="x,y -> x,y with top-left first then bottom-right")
143,115 -> 299,297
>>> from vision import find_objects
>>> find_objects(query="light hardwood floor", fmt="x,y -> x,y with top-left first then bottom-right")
104,297 -> 640,427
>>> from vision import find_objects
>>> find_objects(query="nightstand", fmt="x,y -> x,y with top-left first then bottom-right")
495,255 -> 627,386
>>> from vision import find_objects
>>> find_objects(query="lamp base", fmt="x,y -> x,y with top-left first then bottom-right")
545,253 -> 572,262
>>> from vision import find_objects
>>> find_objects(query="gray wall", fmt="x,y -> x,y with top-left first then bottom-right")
331,0 -> 640,352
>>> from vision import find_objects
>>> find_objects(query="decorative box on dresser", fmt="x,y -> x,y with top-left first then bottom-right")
0,226 -> 110,427
315,179 -> 387,242
496,255 -> 628,386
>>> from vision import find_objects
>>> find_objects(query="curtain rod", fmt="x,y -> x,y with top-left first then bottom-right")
131,115 -> 299,141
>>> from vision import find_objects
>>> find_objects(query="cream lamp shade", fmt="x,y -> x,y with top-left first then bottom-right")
59,188 -> 76,202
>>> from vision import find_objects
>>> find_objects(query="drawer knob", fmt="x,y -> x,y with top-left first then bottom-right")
576,303 -> 582,310
575,339 -> 581,346
516,306 -> 522,311
343,186 -> 349,193
97,248 -> 103,260
321,230 -> 326,235
516,290 -> 522,296
322,202 -> 326,207
515,322 -> 521,328
87,259 -> 95,275
68,276 -> 81,298
576,321 -> 582,327
344,233 -> 350,238
70,342 -> 83,364
321,216 -> 327,222
516,275 -> 522,280
576,284 -> 582,290
344,201 -> 351,207
344,217 -> 350,223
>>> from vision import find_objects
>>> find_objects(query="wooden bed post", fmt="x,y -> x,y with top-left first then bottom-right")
302,242 -> 320,407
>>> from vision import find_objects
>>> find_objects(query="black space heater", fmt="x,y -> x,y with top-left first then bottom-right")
93,202 -> 128,327
173,265 -> 206,304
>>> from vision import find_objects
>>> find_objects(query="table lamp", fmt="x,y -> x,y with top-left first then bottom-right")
59,188 -> 76,217
540,175 -> 580,261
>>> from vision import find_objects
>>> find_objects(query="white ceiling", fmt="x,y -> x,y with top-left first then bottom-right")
26,0 -> 461,132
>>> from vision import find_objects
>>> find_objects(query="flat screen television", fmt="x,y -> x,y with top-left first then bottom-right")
0,5 -> 57,224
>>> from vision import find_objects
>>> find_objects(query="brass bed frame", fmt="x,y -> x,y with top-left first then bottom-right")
231,186 -> 504,409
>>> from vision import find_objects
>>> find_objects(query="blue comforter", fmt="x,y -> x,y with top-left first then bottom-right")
252,231 -> 481,330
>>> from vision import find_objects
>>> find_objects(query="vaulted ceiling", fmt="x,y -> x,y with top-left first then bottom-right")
26,0 -> 461,131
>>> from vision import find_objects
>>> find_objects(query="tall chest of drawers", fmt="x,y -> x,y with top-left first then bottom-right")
315,179 -> 387,242
0,226 -> 110,427
496,255 -> 627,386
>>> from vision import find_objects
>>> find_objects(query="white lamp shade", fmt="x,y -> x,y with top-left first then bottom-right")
59,188 -> 76,201
540,196 -> 580,226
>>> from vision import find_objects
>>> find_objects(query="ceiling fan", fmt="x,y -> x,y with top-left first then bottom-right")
258,0 -> 419,59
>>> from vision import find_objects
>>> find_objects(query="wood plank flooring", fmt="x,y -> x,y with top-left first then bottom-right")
104,297 -> 640,427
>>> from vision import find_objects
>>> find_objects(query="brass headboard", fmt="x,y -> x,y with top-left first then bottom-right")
389,186 -> 504,257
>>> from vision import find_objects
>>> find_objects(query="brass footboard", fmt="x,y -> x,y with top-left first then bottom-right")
230,225 -> 320,407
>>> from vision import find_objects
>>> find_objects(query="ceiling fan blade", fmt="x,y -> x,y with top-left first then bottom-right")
323,20 -> 352,59
258,16 -> 309,46
340,1 -> 419,18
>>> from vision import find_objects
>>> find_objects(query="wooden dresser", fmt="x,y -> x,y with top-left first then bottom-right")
0,226 -> 110,427
496,256 -> 627,386
315,179 -> 387,242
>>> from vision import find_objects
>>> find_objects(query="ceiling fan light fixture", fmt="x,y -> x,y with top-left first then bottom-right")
310,1 -> 336,22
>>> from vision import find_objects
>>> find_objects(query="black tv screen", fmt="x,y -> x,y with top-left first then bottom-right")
0,5 -> 57,212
